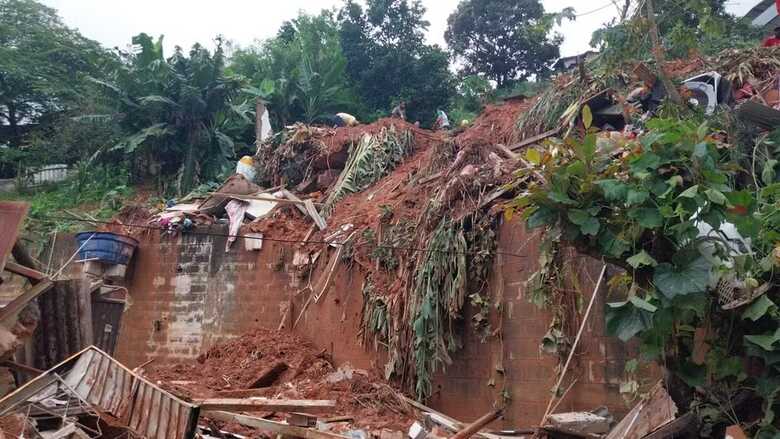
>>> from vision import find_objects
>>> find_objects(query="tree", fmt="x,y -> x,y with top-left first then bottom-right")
338,0 -> 456,125
445,0 -> 562,88
0,0 -> 111,146
230,11 -> 358,127
92,34 -> 252,194
591,0 -> 760,64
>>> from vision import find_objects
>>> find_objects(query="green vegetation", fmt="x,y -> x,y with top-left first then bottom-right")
508,111 -> 780,434
0,164 -> 133,238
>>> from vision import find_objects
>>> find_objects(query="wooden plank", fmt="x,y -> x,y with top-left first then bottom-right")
509,127 -> 561,151
3,262 -> 46,281
195,398 -> 336,413
642,412 -> 696,439
451,409 -> 503,439
0,280 -> 53,323
204,411 -> 350,439
303,199 -> 327,231
1,360 -> 44,376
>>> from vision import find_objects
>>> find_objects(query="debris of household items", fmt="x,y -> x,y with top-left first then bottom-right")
236,155 -> 257,181
142,329 -> 416,434
681,72 -> 734,115
0,346 -> 199,438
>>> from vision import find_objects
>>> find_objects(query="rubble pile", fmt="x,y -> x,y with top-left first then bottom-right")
144,329 -> 416,435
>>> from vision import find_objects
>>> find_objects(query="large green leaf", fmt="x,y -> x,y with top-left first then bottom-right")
627,250 -> 658,269
653,258 -> 711,298
743,295 -> 777,322
626,188 -> 650,206
597,179 -> 628,202
606,300 -> 654,342
745,328 -> 780,351
629,208 -> 664,229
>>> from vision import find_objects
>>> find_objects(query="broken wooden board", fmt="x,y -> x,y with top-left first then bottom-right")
3,261 -> 47,281
205,411 -> 349,439
605,382 -> 677,439
0,280 -> 53,324
195,398 -> 336,413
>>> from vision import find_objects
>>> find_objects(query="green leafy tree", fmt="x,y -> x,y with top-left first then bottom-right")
338,0 -> 456,125
445,0 -> 562,87
592,0 -> 762,64
92,34 -> 252,193
230,11 -> 358,127
0,0 -> 112,146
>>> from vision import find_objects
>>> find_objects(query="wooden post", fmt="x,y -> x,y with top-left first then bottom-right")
77,265 -> 94,348
450,409 -> 503,439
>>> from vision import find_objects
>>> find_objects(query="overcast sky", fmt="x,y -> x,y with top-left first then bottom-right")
42,0 -> 760,58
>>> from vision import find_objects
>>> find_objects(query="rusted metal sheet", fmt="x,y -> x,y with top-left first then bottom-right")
0,202 -> 28,274
0,346 -> 199,439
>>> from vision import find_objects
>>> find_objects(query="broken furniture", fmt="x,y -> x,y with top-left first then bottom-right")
0,346 -> 199,438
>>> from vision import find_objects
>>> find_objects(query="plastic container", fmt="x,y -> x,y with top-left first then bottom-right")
75,232 -> 139,265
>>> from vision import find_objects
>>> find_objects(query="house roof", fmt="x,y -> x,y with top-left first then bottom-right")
744,0 -> 780,29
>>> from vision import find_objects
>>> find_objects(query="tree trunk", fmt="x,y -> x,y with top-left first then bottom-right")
7,102 -> 20,148
646,0 -> 683,105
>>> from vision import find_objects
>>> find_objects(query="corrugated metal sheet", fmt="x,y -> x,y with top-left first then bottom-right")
0,202 -> 28,274
0,346 -> 199,439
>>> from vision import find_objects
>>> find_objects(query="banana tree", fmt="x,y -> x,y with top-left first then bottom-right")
90,34 -> 252,194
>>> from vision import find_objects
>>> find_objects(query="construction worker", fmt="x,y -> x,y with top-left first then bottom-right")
391,101 -> 407,120
434,109 -> 450,130
763,26 -> 780,47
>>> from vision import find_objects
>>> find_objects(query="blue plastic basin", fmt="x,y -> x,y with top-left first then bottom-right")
75,232 -> 139,265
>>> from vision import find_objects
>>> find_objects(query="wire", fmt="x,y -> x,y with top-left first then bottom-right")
575,2 -> 617,17
34,214 -> 532,260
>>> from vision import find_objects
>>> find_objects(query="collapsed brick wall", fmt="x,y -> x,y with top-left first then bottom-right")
113,221 -> 635,427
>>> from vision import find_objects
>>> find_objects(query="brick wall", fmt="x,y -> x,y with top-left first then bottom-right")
113,221 -> 638,428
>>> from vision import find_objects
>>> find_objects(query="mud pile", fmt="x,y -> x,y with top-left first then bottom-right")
144,329 -> 415,435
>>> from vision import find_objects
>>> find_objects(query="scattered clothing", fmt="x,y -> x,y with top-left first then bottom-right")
763,37 -> 780,48
336,112 -> 359,126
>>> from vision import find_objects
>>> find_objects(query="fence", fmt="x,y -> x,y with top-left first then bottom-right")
0,164 -> 71,192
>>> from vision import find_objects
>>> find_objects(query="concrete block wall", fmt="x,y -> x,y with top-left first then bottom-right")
113,221 -> 637,428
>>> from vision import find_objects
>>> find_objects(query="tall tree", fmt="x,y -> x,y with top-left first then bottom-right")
0,0 -> 110,146
445,0 -> 562,88
338,0 -> 456,125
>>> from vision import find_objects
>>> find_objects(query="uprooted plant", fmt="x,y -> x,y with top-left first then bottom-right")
506,114 -> 780,436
